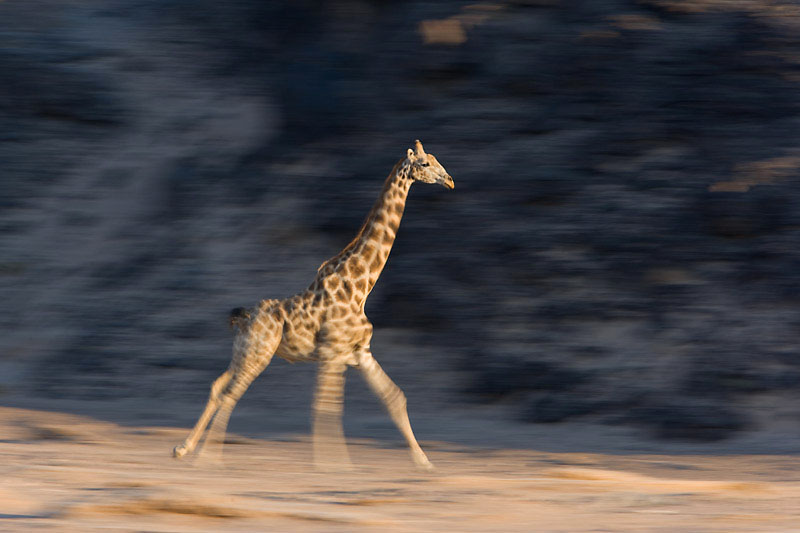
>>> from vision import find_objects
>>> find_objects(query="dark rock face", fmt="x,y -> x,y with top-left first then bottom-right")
627,401 -> 750,442
2,0 -> 800,442
466,358 -> 588,400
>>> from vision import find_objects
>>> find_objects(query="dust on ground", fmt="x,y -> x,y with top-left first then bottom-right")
2,406 -> 799,532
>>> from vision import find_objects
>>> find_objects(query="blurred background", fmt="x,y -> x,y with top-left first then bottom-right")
2,0 -> 800,449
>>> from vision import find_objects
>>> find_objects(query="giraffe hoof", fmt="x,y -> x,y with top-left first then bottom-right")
414,456 -> 435,472
173,445 -> 188,459
418,462 -> 435,473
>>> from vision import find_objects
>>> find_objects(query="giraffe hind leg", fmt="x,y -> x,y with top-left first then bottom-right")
175,303 -> 283,462
197,312 -> 283,462
173,369 -> 233,458
197,363 -> 272,463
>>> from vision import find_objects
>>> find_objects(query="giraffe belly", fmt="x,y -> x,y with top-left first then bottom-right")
274,333 -> 319,363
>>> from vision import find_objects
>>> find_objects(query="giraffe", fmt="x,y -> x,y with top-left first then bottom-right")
173,140 -> 453,471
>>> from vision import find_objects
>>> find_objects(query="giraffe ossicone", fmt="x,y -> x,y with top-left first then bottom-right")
173,140 -> 453,471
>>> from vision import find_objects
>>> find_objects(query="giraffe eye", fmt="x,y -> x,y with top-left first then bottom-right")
421,163 -> 430,167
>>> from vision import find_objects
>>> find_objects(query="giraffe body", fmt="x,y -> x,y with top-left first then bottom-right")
173,141 -> 453,471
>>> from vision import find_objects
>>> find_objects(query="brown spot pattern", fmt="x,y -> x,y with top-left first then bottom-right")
175,150 -> 443,470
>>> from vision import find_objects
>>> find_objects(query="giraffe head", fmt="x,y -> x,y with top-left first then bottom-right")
406,140 -> 454,189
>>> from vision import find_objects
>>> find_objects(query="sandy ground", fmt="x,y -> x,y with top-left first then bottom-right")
2,406 -> 800,532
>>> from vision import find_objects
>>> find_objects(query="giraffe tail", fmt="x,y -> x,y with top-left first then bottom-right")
228,307 -> 251,331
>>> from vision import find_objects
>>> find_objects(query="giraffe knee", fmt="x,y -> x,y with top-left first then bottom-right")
210,372 -> 232,398
212,399 -> 234,422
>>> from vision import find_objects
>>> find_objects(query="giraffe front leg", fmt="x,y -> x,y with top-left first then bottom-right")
173,369 -> 233,458
357,351 -> 434,472
312,360 -> 352,471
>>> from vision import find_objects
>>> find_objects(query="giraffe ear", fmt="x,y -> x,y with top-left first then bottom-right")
414,139 -> 425,157
407,148 -> 416,160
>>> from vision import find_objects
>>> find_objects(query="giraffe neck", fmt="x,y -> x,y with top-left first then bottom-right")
335,159 -> 413,295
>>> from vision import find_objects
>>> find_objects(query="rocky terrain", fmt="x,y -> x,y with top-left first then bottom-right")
2,0 -> 800,455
